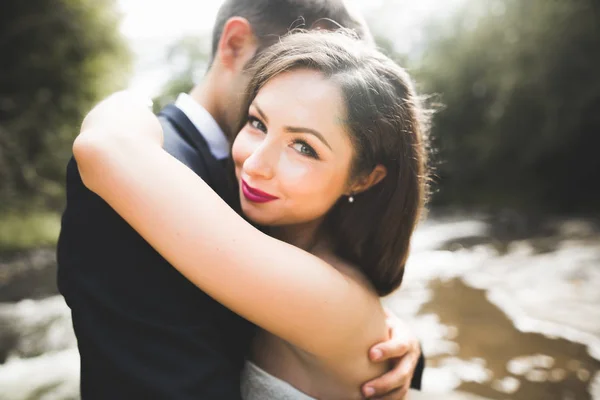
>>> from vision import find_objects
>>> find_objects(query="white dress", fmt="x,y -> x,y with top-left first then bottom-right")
241,362 -> 437,400
241,361 -> 316,400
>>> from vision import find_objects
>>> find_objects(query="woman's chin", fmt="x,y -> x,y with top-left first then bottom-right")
240,202 -> 276,226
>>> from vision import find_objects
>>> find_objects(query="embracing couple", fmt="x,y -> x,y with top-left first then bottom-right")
57,0 -> 430,399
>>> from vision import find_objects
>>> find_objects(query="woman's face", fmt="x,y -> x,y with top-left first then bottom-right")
232,69 -> 355,226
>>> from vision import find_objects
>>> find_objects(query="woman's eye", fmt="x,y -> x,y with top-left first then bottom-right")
292,141 -> 318,159
248,116 -> 266,133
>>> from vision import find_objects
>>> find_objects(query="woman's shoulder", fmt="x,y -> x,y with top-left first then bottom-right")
313,248 -> 379,298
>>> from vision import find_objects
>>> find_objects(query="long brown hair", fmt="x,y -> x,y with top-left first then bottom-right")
239,30 -> 430,296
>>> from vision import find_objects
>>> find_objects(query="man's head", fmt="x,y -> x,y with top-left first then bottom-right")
197,0 -> 373,141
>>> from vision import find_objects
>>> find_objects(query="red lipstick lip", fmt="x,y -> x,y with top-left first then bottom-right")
241,180 -> 279,203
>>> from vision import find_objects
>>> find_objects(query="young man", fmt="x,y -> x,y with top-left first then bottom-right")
57,1 -> 423,398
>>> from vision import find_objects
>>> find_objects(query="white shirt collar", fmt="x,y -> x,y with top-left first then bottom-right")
174,93 -> 230,160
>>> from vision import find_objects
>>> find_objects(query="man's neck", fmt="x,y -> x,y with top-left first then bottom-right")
189,78 -> 233,144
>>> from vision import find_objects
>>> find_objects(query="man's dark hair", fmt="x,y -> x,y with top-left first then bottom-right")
209,0 -> 373,65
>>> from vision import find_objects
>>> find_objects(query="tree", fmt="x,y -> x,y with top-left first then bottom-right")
414,0 -> 600,212
0,0 -> 131,210
152,35 -> 210,113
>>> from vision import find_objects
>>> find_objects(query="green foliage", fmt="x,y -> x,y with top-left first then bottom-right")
414,0 -> 600,212
3,0 -> 597,223
0,211 -> 61,252
152,36 -> 209,113
0,0 -> 131,211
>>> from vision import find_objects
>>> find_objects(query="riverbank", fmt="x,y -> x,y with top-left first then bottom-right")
386,214 -> 600,399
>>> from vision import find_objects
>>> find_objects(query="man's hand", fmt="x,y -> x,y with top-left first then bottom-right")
362,310 -> 422,399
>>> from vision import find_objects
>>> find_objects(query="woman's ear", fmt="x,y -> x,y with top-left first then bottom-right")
348,165 -> 387,195
217,17 -> 258,72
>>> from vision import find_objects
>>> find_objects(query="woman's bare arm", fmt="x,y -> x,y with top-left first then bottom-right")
73,93 -> 388,366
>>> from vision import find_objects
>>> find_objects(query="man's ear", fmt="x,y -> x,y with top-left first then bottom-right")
217,17 -> 258,72
347,165 -> 387,195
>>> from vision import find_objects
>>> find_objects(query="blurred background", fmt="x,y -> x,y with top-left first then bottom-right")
0,0 -> 599,399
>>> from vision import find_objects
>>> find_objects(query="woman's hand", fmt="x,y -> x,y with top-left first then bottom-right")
80,90 -> 162,147
74,90 -> 163,193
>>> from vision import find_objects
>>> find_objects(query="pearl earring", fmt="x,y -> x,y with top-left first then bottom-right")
348,195 -> 354,203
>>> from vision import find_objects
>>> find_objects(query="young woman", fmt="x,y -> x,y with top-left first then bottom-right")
74,30 -> 429,399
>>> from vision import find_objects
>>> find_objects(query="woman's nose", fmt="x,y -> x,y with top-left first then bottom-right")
243,141 -> 277,180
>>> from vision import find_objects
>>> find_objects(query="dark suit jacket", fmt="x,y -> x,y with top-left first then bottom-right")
57,105 -> 254,400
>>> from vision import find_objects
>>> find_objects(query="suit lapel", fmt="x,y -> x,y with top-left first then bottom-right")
158,104 -> 236,205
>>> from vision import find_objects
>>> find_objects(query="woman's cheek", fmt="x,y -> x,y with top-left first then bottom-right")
232,130 -> 254,167
280,153 -> 325,198
279,152 -> 309,182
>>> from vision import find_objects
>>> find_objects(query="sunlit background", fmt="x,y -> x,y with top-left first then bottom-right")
1,0 -> 599,399
118,0 -> 468,96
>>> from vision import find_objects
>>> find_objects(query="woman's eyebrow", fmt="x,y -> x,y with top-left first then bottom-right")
284,126 -> 332,150
253,102 -> 269,123
253,100 -> 332,150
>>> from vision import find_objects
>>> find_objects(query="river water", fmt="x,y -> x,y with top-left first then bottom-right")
1,214 -> 599,399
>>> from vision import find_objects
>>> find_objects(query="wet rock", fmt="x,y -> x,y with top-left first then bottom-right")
0,348 -> 79,400
591,371 -> 600,399
0,248 -> 58,302
0,296 -> 75,362
558,220 -> 599,239
408,390 -> 490,400
491,376 -> 520,394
